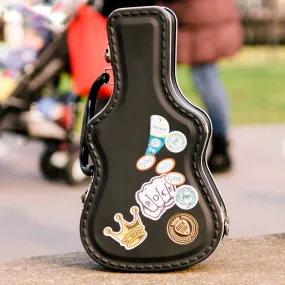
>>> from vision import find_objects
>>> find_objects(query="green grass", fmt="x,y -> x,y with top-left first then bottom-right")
176,47 -> 285,125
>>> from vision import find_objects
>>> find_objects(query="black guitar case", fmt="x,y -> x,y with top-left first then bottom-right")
79,6 -> 229,272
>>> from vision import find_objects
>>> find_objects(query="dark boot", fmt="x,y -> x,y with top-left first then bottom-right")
208,135 -> 232,173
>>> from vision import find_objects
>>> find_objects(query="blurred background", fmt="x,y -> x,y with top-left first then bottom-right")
0,0 -> 284,260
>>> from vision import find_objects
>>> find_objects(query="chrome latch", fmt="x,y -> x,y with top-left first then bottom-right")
104,44 -> 111,63
81,190 -> 88,204
224,217 -> 230,236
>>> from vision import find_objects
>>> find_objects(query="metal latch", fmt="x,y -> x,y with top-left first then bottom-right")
104,44 -> 111,63
81,190 -> 88,204
224,217 -> 230,236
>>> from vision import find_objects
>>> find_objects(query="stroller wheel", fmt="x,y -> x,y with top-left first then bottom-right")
39,149 -> 61,181
64,151 -> 89,186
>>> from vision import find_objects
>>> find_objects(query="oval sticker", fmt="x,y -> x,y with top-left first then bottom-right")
136,155 -> 156,171
165,172 -> 185,186
155,158 -> 176,174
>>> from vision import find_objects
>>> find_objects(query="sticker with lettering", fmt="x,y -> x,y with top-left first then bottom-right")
165,172 -> 185,186
165,131 -> 187,153
103,206 -> 147,250
135,175 -> 176,220
136,155 -> 156,171
175,185 -> 199,210
167,213 -> 199,245
155,158 -> 176,174
145,115 -> 169,156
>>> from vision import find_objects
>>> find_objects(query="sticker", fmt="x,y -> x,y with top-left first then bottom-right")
135,175 -> 176,220
103,206 -> 147,250
167,213 -> 199,245
165,131 -> 187,153
145,115 -> 169,155
175,185 -> 198,210
155,158 -> 176,174
165,172 -> 185,186
136,155 -> 156,171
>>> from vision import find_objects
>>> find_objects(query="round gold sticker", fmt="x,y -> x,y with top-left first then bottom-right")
167,213 -> 199,245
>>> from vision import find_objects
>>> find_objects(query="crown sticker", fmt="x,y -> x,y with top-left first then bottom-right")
103,206 -> 147,250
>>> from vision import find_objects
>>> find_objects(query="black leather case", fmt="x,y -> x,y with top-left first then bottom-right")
80,6 -> 229,272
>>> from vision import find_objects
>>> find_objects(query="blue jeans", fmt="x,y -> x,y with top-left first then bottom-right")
191,63 -> 229,136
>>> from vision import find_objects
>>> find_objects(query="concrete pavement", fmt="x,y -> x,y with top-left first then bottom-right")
219,123 -> 285,237
1,234 -> 285,285
0,123 -> 285,259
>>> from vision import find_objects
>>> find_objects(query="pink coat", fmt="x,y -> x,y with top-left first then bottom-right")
157,0 -> 243,65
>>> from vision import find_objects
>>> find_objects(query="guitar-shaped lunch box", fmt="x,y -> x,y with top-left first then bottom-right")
79,6 -> 229,272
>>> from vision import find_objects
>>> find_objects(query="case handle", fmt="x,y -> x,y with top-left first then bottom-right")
80,72 -> 110,176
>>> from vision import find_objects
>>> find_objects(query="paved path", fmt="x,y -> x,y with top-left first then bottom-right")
0,124 -> 285,259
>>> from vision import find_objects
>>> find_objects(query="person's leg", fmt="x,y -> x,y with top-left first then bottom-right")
191,62 -> 232,172
191,62 -> 228,136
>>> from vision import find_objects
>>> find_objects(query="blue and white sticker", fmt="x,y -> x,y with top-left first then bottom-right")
175,185 -> 198,210
145,115 -> 169,155
165,172 -> 185,186
155,158 -> 176,174
165,131 -> 187,153
136,155 -> 156,171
